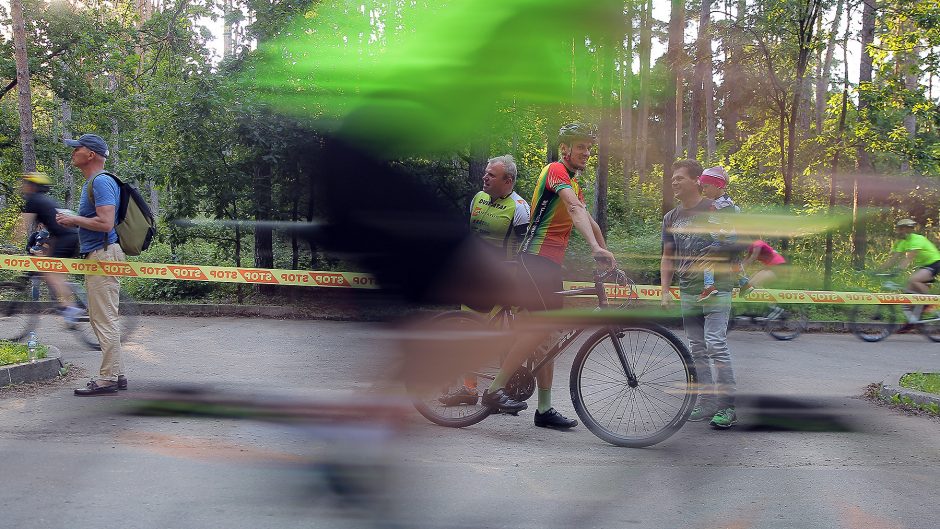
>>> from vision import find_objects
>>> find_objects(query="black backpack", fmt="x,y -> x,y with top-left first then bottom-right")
88,171 -> 156,256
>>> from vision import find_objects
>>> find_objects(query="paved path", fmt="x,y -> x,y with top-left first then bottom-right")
0,316 -> 938,528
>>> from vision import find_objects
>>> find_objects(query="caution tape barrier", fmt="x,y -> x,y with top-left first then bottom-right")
562,281 -> 940,305
2,255 -> 938,304
0,255 -> 378,289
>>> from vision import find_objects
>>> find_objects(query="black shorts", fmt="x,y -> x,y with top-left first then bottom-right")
50,234 -> 79,259
516,253 -> 563,311
920,261 -> 940,282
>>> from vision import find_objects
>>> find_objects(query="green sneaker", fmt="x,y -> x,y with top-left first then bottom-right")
709,407 -> 737,429
687,405 -> 710,422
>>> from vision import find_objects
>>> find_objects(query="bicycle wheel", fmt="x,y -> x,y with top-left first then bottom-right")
765,304 -> 809,341
0,281 -> 36,341
918,306 -> 940,342
71,289 -> 142,350
407,311 -> 495,428
847,305 -> 900,342
570,323 -> 696,448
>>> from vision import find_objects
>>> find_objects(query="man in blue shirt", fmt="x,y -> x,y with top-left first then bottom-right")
56,134 -> 126,396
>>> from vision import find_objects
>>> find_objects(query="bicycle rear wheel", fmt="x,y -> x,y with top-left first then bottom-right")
570,323 -> 696,448
0,281 -> 36,341
406,311 -> 495,428
765,304 -> 809,341
71,289 -> 141,350
848,305 -> 900,342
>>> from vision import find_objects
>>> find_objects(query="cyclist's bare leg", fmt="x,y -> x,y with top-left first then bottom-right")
749,269 -> 777,289
488,331 -> 547,391
907,269 -> 932,294
41,272 -> 75,308
536,361 -> 554,412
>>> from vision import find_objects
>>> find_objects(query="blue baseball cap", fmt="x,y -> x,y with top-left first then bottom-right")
64,134 -> 110,158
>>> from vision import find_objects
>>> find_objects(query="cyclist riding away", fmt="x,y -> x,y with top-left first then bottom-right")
480,122 -> 615,430
19,172 -> 84,322
878,218 -> 940,323
440,155 -> 530,406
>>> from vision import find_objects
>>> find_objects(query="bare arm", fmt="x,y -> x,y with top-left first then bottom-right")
558,187 -> 615,267
741,246 -> 760,268
660,242 -> 675,307
56,205 -> 115,232
878,252 -> 904,272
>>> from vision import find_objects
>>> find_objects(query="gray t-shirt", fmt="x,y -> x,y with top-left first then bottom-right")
662,198 -> 732,292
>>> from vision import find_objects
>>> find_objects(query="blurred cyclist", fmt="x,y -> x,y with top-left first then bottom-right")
878,218 -> 940,323
19,172 -> 84,321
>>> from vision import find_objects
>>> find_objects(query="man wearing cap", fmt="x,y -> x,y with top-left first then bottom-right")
661,159 -> 738,429
56,134 -> 126,396
879,219 -> 940,323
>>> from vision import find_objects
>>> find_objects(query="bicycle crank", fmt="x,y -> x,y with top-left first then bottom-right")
505,366 -> 535,402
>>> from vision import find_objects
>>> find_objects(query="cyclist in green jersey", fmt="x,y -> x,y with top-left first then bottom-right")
440,155 -> 529,407
878,218 -> 940,322
469,155 -> 530,259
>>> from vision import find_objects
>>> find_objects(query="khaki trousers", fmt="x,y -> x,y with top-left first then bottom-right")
86,245 -> 124,381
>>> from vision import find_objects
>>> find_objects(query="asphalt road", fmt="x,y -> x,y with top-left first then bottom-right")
1,315 -> 938,529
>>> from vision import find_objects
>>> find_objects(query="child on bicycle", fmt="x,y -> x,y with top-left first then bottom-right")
697,166 -> 744,302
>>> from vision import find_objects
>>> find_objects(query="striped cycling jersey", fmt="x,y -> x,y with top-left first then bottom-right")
469,190 -> 530,259
520,162 -> 583,264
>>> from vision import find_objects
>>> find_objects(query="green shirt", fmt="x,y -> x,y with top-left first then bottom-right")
892,233 -> 940,268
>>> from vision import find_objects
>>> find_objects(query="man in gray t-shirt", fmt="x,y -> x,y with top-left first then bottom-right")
660,159 -> 737,429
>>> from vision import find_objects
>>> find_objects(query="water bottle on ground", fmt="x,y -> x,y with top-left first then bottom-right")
26,331 -> 38,363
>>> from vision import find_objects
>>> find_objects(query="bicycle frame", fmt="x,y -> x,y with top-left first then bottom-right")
471,271 -> 640,389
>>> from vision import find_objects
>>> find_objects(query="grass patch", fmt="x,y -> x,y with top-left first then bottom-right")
900,372 -> 940,395
0,341 -> 49,367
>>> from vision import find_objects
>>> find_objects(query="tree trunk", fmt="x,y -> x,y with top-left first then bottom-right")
636,0 -> 652,181
469,140 -> 488,194
783,0 -> 823,207
721,0 -> 748,151
900,20 -> 919,173
825,5 -> 852,290
816,0 -> 844,134
291,193 -> 299,269
853,0 -> 876,270
662,0 -> 684,215
61,100 -> 75,208
621,0 -> 635,203
688,0 -> 712,160
594,43 -> 613,236
223,0 -> 234,58
11,0 -> 36,172
253,166 -> 274,294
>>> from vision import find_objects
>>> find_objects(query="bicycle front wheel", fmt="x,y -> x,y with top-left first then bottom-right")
919,306 -> 940,342
765,304 -> 809,341
570,323 -> 696,448
406,311 -> 495,428
0,281 -> 36,341
848,305 -> 900,342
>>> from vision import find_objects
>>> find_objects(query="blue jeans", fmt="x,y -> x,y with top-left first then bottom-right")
680,291 -> 735,409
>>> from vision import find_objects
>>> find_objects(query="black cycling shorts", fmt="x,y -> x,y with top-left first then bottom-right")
920,260 -> 940,282
516,253 -> 563,311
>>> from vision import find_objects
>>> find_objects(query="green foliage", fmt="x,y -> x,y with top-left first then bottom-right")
900,372 -> 940,396
0,340 -> 48,366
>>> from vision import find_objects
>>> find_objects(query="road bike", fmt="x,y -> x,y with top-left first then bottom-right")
847,273 -> 940,343
0,258 -> 140,349
728,297 -> 809,341
406,268 -> 697,448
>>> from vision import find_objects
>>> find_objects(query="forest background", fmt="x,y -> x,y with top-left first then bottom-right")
0,0 -> 938,307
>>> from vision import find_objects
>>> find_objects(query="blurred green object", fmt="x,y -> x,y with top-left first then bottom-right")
245,0 -> 623,155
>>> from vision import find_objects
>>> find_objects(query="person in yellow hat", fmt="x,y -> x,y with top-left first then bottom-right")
878,218 -> 940,322
19,172 -> 83,322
